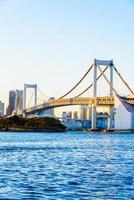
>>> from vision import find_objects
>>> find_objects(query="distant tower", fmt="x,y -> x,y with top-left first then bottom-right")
6,90 -> 23,116
6,90 -> 16,116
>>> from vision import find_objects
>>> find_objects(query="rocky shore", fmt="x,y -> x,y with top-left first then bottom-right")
0,116 -> 66,132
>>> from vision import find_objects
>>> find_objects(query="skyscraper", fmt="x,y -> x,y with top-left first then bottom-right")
6,90 -> 15,116
6,90 -> 23,116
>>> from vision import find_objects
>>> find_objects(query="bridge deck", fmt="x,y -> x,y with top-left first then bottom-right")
25,96 -> 114,114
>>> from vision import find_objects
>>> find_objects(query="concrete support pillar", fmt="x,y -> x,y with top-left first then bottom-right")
108,106 -> 114,129
92,60 -> 97,130
92,104 -> 97,129
110,64 -> 113,96
108,64 -> 114,129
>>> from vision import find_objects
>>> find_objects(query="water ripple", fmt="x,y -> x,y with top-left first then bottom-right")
0,131 -> 134,199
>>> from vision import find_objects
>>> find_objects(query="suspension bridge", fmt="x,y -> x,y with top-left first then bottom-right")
10,59 -> 134,130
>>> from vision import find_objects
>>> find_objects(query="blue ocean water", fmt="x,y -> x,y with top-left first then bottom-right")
0,131 -> 134,199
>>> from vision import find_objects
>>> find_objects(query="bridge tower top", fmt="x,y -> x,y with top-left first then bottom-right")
94,59 -> 113,66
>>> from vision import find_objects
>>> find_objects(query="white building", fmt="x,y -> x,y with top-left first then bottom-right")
114,96 -> 132,130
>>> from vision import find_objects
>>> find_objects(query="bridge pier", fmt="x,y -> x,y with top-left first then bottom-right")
91,104 -> 97,130
108,64 -> 114,130
91,59 -> 114,130
108,106 -> 114,129
91,59 -> 97,130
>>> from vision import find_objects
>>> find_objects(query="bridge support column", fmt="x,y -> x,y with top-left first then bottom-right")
108,106 -> 114,130
108,64 -> 114,129
92,59 -> 97,130
92,103 -> 97,130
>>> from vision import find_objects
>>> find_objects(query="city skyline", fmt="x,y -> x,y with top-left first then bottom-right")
0,0 -> 134,107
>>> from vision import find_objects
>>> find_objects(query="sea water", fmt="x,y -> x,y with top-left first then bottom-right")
0,131 -> 134,199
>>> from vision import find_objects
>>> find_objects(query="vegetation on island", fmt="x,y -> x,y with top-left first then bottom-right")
0,116 -> 66,132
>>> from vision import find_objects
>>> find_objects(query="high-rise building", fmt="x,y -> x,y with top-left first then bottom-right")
6,90 -> 23,116
0,101 -> 4,117
6,90 -> 15,116
80,105 -> 89,120
68,111 -> 72,119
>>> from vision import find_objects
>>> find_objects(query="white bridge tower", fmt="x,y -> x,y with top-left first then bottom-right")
92,59 -> 114,130
23,84 -> 37,117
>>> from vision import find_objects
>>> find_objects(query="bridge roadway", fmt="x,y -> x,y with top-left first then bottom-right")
24,96 -> 115,115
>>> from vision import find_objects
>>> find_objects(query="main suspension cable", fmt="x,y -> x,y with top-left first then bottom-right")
37,87 -> 49,100
97,65 -> 118,95
59,64 -> 93,99
113,66 -> 134,96
16,96 -> 23,112
27,91 -> 34,108
74,66 -> 108,98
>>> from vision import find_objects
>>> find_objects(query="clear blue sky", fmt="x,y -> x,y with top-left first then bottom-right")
0,0 -> 134,106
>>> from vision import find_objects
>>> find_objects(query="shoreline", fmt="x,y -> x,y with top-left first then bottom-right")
86,129 -> 134,133
0,128 -> 66,133
0,128 -> 134,133
66,128 -> 134,133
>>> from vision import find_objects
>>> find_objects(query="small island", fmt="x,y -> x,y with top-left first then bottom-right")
0,116 -> 66,132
